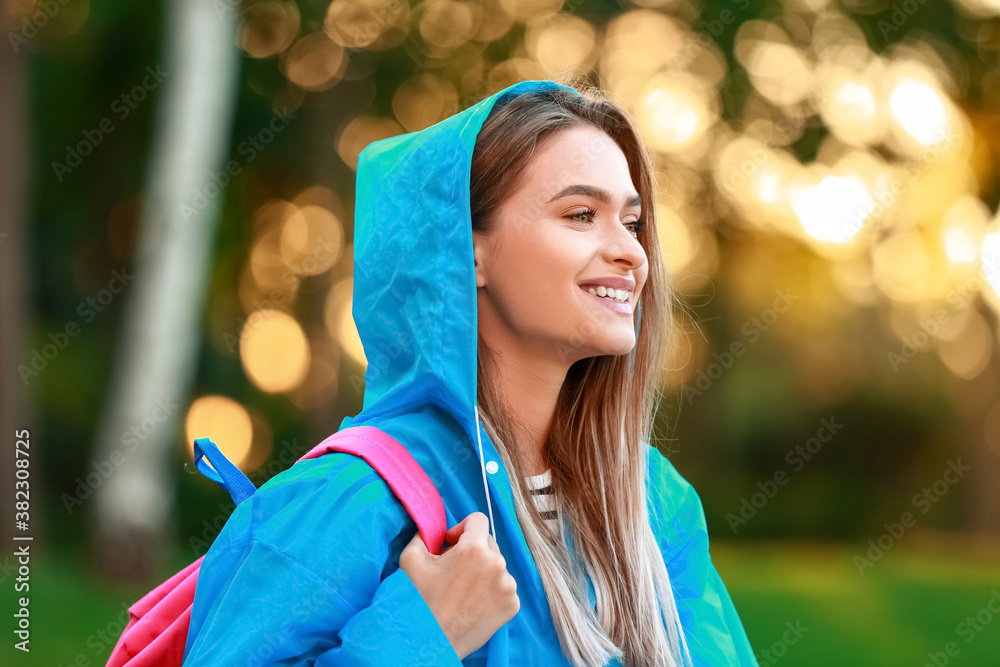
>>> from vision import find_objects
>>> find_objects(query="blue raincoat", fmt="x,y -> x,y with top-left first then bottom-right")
181,79 -> 758,666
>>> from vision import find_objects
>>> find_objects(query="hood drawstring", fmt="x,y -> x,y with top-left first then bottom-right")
474,403 -> 497,541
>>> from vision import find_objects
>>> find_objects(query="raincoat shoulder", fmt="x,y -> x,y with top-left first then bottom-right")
181,451 -> 462,666
646,444 -> 760,666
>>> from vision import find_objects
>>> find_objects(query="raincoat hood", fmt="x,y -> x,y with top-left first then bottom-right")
344,79 -> 571,454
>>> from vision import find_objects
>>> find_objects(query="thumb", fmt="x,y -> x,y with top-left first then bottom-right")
400,531 -> 434,569
404,530 -> 429,554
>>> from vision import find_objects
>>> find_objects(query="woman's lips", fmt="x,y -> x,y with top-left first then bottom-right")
580,286 -> 632,314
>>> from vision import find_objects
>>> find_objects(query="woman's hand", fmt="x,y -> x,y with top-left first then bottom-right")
399,511 -> 520,659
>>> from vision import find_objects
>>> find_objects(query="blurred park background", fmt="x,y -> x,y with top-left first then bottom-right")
2,0 -> 1000,664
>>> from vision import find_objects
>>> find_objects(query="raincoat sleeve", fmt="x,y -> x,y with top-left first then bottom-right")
646,446 -> 759,667
181,454 -> 464,666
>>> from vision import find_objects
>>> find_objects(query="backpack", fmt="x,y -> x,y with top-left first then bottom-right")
105,425 -> 447,667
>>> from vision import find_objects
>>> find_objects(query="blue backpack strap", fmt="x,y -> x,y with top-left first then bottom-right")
192,436 -> 257,506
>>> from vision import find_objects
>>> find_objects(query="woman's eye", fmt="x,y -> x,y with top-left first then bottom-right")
625,220 -> 646,237
568,209 -> 645,237
569,208 -> 597,224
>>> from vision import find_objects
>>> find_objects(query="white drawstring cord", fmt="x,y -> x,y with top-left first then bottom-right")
474,403 -> 497,540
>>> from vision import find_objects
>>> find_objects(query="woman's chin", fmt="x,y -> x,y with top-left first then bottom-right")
586,335 -> 637,359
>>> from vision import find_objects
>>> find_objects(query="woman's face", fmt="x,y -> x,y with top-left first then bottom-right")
473,125 -> 649,367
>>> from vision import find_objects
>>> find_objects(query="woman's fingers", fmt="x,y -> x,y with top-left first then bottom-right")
443,514 -> 471,543
444,511 -> 491,548
459,514 -> 501,556
399,531 -> 430,570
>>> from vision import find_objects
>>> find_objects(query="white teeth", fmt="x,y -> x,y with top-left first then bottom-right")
585,286 -> 631,303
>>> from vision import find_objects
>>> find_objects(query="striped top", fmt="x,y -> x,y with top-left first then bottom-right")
524,468 -> 559,529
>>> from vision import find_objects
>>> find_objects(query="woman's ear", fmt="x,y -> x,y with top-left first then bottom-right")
472,232 -> 487,288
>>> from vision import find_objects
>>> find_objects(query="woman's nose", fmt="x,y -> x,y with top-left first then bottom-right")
603,223 -> 646,269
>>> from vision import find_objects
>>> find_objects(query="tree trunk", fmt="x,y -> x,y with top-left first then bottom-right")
90,0 -> 241,581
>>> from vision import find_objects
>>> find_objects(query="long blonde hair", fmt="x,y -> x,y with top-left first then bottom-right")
470,80 -> 691,667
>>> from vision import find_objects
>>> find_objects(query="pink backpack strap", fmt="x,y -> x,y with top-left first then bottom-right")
300,425 -> 447,555
104,425 -> 447,667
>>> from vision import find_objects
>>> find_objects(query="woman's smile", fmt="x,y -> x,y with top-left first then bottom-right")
580,285 -> 633,314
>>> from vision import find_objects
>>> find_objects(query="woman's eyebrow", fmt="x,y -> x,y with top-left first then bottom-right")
547,184 -> 642,208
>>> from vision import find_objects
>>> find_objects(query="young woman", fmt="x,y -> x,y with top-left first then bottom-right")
181,79 -> 757,667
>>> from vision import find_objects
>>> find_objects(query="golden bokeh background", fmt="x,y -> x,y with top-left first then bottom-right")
5,0 -> 1000,663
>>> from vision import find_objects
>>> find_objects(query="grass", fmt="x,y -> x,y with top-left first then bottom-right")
7,539 -> 1000,666
713,538 -> 1000,666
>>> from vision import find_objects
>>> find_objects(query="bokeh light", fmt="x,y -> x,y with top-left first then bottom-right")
392,74 -> 460,132
237,1 -> 300,58
279,205 -> 345,276
336,115 -> 404,171
239,310 -> 311,394
325,277 -> 367,367
635,73 -> 716,154
184,395 -> 255,470
282,32 -> 347,91
324,0 -> 410,49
